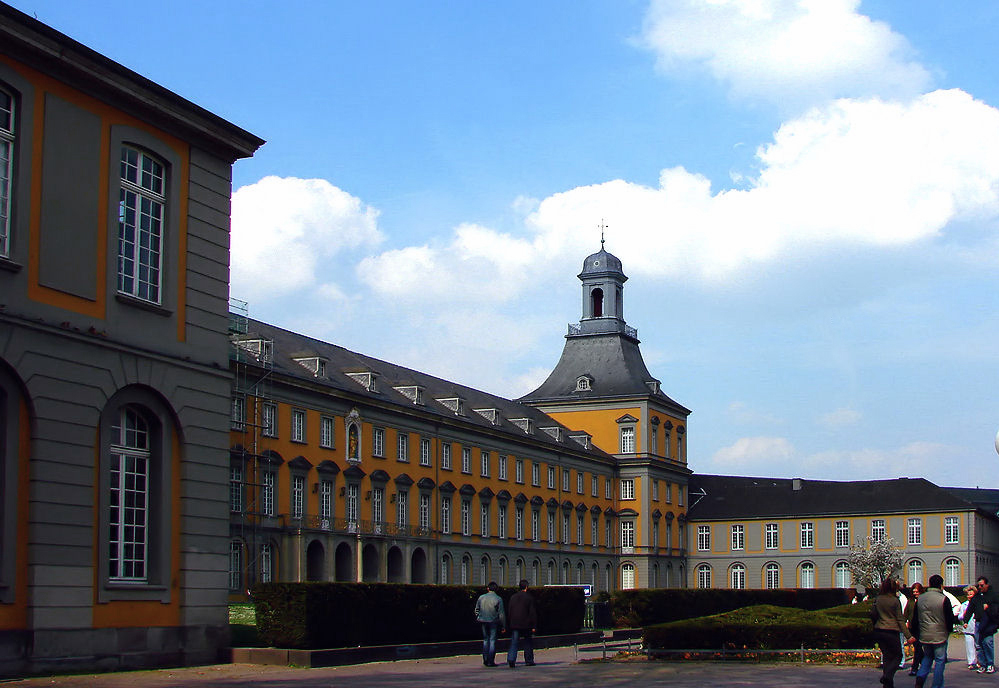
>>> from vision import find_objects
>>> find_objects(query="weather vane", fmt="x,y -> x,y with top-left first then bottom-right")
598,219 -> 608,249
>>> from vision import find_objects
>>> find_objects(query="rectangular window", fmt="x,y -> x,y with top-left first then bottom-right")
652,480 -> 659,501
229,465 -> 242,513
516,506 -> 524,541
907,517 -> 922,546
419,493 -> 430,529
262,403 -> 277,437
652,520 -> 660,549
591,517 -> 598,547
461,447 -> 471,473
441,499 -> 451,533
621,479 -> 635,500
546,512 -> 555,544
461,500 -> 470,536
291,409 -> 305,443
577,514 -> 584,545
592,475 -> 598,497
678,485 -> 684,506
731,524 -> 744,551
231,396 -> 246,431
118,146 -> 165,303
697,525 -> 710,551
547,465 -> 555,489
441,443 -> 451,470
605,477 -> 612,499
480,503 -> 489,537
800,522 -> 814,548
620,426 -> 635,453
372,427 -> 385,457
532,462 -> 540,487
0,87 -> 13,258
622,521 -> 635,552
259,544 -> 272,583
372,487 -> 384,524
945,516 -> 959,544
562,468 -> 570,491
562,513 -> 570,545
109,414 -> 150,581
346,484 -> 358,522
605,520 -> 612,549
262,471 -> 275,517
320,480 -> 332,521
228,541 -> 241,591
515,458 -> 524,484
871,519 -> 886,542
420,438 -> 432,466
480,450 -> 490,477
291,475 -> 304,519
499,455 -> 508,480
665,481 -> 672,503
835,520 -> 850,547
320,416 -> 334,448
498,504 -> 507,539
397,432 -> 409,462
765,523 -> 778,549
651,426 -> 658,454
577,472 -> 584,494
397,490 -> 408,528
532,511 -> 540,542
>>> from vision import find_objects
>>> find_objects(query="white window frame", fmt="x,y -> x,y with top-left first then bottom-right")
118,146 -> 166,303
320,480 -> 332,520
515,506 -> 524,541
871,519 -> 886,542
498,504 -> 507,539
835,561 -> 851,588
372,486 -> 384,525
480,450 -> 490,477
562,513 -> 570,545
291,409 -> 305,443
696,564 -> 711,589
652,480 -> 659,501
621,521 -> 635,553
262,403 -> 277,437
620,426 -> 635,453
765,523 -> 778,549
547,465 -> 555,489
800,562 -> 815,588
532,462 -> 540,487
480,503 -> 489,537
620,478 -> 635,500
532,510 -> 540,542
800,522 -> 814,549
945,516 -> 959,544
577,473 -> 584,494
372,427 -> 385,457
228,541 -> 242,591
765,562 -> 780,589
515,458 -> 524,484
577,514 -> 584,545
319,415 -> 334,448
908,559 -> 923,585
419,493 -> 430,529
907,517 -> 922,546
259,544 -> 273,583
562,468 -> 570,491
420,438 -> 432,467
499,455 -> 508,480
396,489 -> 408,527
730,563 -> 745,589
731,524 -> 744,551
945,558 -> 961,587
621,562 -> 635,590
291,474 -> 304,519
441,499 -> 451,534
262,471 -> 275,517
591,475 -> 598,497
109,407 -> 151,581
346,484 -> 359,523
697,525 -> 710,551
547,512 -> 555,544
665,481 -> 672,503
230,465 -> 243,513
397,432 -> 409,462
835,520 -> 849,547
462,447 -> 471,474
441,442 -> 451,470
0,86 -> 13,258
231,396 -> 246,431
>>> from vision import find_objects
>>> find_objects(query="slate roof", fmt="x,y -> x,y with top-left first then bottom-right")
234,318 -> 614,462
687,474 -> 992,521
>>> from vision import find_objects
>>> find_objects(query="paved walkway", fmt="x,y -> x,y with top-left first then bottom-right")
7,637 -> 988,687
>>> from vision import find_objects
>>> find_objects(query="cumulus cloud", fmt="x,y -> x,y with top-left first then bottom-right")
230,176 -> 383,301
713,436 -> 796,466
640,0 -> 931,107
818,407 -> 861,428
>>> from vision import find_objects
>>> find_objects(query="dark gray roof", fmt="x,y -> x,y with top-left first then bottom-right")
945,487 -> 999,518
235,318 -> 614,462
687,474 -> 987,520
579,248 -> 625,279
518,332 -> 690,413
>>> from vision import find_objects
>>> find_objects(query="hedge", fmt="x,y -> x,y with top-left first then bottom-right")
611,588 -> 855,627
643,604 -> 871,650
251,582 -> 585,649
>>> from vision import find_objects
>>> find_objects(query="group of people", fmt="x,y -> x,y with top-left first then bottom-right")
874,574 -> 999,688
474,579 -> 538,668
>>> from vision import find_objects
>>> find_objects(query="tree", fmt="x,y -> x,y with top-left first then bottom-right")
848,535 -> 903,590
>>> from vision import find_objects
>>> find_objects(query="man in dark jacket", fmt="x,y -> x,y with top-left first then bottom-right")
913,574 -> 956,688
506,578 -> 538,668
964,576 -> 999,673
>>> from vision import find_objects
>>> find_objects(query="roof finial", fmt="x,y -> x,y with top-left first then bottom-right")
598,218 -> 608,249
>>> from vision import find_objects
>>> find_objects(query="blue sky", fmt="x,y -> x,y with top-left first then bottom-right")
17,0 -> 999,487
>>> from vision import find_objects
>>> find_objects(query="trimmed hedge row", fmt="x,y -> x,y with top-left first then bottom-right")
611,588 -> 856,627
644,603 -> 871,650
251,582 -> 585,649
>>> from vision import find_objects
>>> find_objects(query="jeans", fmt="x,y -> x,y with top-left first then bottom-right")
480,621 -> 500,664
978,629 -> 995,668
507,628 -> 534,666
917,641 -> 947,688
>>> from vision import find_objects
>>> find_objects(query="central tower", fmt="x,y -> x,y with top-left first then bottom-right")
520,243 -> 692,589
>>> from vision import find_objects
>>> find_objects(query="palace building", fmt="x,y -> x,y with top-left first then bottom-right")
0,3 -> 262,675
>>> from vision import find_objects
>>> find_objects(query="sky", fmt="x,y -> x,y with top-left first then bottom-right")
15,0 -> 999,487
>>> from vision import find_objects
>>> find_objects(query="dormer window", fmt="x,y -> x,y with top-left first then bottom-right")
575,375 -> 593,392
473,408 -> 500,425
233,337 -> 273,363
394,385 -> 425,405
540,426 -> 563,442
292,356 -> 328,378
645,379 -> 660,394
569,432 -> 591,449
436,397 -> 465,415
510,418 -> 533,434
346,371 -> 378,392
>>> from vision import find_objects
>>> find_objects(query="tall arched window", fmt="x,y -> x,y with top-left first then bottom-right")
834,561 -> 851,588
461,555 -> 470,584
621,563 -> 636,589
118,146 -> 166,303
800,562 -> 815,588
590,288 -> 603,317
109,406 -> 151,581
696,564 -> 711,589
765,562 -> 780,589
907,559 -> 923,586
944,558 -> 961,587
730,563 -> 745,589
441,553 -> 451,584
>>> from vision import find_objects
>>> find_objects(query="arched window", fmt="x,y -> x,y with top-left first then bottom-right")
730,563 -> 745,589
907,559 -> 923,586
576,562 -> 584,584
259,542 -> 274,583
591,288 -> 604,317
546,560 -> 555,585
834,561 -> 851,588
696,564 -> 711,589
498,557 -> 508,586
441,553 -> 451,584
765,562 -> 780,589
109,406 -> 151,581
621,562 -> 636,589
461,555 -> 470,584
0,364 -> 27,603
532,560 -> 540,586
480,555 -> 490,583
944,558 -> 961,587
228,540 -> 243,592
800,562 -> 815,588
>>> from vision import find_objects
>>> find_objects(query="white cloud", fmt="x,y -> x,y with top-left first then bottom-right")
818,407 -> 861,428
713,436 -> 796,466
728,401 -> 784,426
640,0 -> 930,107
230,176 -> 383,302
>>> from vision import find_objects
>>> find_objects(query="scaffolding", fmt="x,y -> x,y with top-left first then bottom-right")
228,297 -> 274,593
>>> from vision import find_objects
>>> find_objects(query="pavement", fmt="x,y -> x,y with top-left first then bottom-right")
5,636 -> 993,687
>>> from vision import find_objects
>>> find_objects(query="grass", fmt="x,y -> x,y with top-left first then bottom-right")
229,602 -> 261,647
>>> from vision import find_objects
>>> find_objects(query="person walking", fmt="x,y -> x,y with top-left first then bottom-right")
964,575 -> 999,673
960,584 -> 979,670
904,582 -> 924,674
913,574 -> 956,688
474,581 -> 506,667
873,577 -> 914,688
506,578 -> 538,668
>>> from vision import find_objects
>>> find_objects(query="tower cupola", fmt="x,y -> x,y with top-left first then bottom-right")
577,243 -> 628,336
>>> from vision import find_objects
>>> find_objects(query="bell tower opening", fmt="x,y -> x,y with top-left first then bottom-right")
591,288 -> 603,318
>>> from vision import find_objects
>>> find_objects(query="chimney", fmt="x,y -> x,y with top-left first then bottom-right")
792,478 -> 802,491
